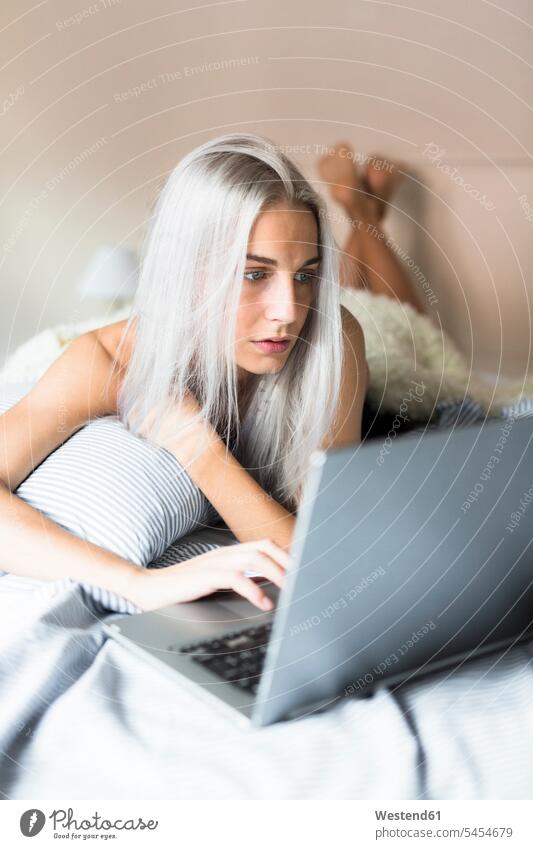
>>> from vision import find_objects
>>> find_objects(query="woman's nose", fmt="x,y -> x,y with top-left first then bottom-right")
263,275 -> 297,323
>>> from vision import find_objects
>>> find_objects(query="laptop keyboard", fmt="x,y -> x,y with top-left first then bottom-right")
179,622 -> 273,695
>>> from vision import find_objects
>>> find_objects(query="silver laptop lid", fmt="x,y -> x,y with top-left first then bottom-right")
253,416 -> 533,725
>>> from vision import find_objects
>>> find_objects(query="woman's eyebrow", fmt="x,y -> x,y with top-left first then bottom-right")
246,253 -> 277,265
245,254 -> 321,267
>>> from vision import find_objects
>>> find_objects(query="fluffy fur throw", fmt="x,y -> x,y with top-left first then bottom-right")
340,288 -> 533,420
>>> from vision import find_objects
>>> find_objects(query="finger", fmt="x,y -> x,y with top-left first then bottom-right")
230,549 -> 286,589
248,538 -> 292,570
230,574 -> 275,611
248,552 -> 287,589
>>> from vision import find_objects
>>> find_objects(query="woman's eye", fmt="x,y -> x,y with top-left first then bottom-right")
244,270 -> 318,283
294,271 -> 318,283
244,270 -> 268,282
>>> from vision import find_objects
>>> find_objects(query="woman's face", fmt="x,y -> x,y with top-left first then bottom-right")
234,201 -> 320,388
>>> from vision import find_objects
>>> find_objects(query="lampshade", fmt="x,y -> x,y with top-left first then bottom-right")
77,246 -> 138,301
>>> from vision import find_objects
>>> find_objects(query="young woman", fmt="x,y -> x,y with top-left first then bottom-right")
0,134 -> 369,614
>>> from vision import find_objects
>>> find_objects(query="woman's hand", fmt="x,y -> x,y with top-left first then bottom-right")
126,539 -> 291,613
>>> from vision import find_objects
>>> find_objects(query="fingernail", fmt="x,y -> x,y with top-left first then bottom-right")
262,597 -> 273,611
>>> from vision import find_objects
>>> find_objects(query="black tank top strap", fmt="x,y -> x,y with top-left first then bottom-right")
361,398 -> 421,441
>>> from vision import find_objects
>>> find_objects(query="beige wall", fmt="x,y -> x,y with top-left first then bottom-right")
1,0 -> 532,375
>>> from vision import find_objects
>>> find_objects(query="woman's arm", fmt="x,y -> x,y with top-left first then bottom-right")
148,397 -> 296,552
161,307 -> 368,554
0,327 -> 140,594
1,327 -> 128,491
182,440 -> 297,553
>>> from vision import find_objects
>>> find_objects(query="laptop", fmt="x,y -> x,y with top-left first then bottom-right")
104,415 -> 533,726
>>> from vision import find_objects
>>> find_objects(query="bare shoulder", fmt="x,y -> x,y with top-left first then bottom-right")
0,320 -> 138,491
341,303 -> 363,338
340,305 -> 368,381
319,307 -> 367,451
93,316 -> 137,371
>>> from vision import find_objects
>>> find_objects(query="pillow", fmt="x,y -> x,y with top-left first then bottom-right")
0,397 -> 238,611
13,414 -> 221,566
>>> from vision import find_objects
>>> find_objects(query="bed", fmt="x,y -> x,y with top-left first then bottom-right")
1,307 -> 533,800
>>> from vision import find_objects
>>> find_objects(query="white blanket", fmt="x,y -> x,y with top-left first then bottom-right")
1,576 -> 533,799
0,578 -> 418,800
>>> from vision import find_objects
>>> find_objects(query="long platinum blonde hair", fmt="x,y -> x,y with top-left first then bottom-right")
118,133 -> 344,512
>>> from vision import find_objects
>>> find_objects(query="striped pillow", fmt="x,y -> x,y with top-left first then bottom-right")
1,388 -> 223,593
11,414 -> 221,567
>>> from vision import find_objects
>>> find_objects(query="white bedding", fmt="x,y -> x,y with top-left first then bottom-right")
0,577 -> 419,800
1,575 -> 533,799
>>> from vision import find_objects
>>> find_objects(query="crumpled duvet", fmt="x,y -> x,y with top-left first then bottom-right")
1,575 -> 533,800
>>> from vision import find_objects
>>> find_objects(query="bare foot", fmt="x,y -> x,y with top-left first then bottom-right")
318,142 -> 363,211
361,153 -> 407,222
318,142 -> 406,225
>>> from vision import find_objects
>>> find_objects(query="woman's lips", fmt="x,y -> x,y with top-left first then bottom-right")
252,339 -> 290,354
